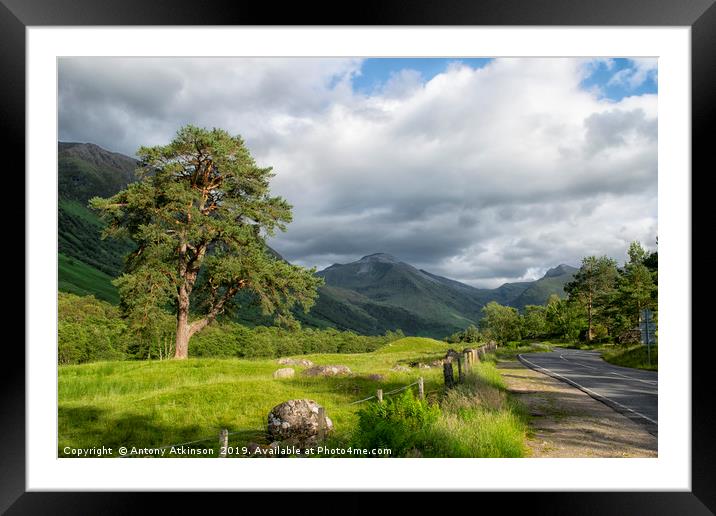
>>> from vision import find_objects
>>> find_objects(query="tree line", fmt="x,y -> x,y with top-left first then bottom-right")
58,292 -> 405,365
446,241 -> 657,346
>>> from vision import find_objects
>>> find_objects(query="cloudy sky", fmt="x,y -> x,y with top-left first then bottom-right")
58,57 -> 657,288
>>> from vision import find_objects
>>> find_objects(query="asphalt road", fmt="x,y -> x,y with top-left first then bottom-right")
518,348 -> 658,434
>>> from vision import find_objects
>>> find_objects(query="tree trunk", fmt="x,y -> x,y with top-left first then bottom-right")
175,294 -> 190,359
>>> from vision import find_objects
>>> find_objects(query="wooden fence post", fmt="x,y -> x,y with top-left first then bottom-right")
457,355 -> 464,384
376,389 -> 383,403
418,377 -> 425,400
219,428 -> 228,457
317,407 -> 326,441
443,360 -> 454,388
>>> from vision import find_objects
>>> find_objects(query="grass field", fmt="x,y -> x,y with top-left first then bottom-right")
494,340 -> 556,359
59,337 -> 527,458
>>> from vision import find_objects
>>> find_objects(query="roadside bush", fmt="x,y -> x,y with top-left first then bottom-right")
353,389 -> 441,456
58,293 -> 128,364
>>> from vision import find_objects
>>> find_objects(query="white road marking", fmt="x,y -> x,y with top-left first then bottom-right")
559,353 -> 658,386
560,353 -> 599,370
519,354 -> 658,426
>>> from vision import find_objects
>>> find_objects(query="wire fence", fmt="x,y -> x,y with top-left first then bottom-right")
120,376 -> 427,457
348,379 -> 421,405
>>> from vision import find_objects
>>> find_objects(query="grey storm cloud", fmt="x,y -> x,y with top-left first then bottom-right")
59,57 -> 658,287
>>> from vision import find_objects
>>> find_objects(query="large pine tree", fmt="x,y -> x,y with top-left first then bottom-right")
565,256 -> 618,342
90,125 -> 322,359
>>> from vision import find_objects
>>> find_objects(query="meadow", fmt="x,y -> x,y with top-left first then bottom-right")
59,337 -> 528,458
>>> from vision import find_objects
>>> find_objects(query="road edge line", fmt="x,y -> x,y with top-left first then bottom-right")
517,353 -> 658,437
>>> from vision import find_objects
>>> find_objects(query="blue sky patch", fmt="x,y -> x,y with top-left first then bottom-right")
580,58 -> 658,101
352,58 -> 492,94
353,57 -> 657,102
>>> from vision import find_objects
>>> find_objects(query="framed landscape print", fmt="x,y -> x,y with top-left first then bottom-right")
8,0 -> 714,513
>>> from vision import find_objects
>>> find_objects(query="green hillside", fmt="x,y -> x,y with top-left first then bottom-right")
58,199 -> 132,277
58,142 -> 136,296
510,265 -> 577,309
58,142 -> 138,203
58,253 -> 118,304
300,284 -> 462,337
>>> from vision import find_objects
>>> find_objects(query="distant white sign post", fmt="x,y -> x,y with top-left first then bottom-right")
639,308 -> 657,367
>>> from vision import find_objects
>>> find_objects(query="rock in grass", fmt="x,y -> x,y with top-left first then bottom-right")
366,373 -> 386,381
303,365 -> 352,377
273,368 -> 295,379
390,364 -> 411,372
277,358 -> 314,367
267,399 -> 333,447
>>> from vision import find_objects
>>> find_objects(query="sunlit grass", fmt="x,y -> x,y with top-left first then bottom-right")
602,345 -> 658,371
59,337 -> 452,457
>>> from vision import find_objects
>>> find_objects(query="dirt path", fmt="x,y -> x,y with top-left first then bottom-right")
498,359 -> 657,457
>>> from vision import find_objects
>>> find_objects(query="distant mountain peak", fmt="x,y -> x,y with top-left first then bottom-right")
543,264 -> 577,278
358,253 -> 399,263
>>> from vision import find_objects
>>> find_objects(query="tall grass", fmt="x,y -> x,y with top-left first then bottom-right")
422,362 -> 527,457
347,361 -> 527,458
602,345 -> 658,371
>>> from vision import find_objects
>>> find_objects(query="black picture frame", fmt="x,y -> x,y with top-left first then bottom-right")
5,0 -> 712,513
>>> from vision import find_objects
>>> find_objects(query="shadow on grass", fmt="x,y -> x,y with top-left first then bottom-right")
58,406 -> 267,457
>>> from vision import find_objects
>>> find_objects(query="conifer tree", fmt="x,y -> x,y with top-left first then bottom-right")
91,125 -> 323,358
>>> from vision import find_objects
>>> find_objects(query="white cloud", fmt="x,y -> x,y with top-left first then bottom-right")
607,58 -> 658,89
59,57 -> 657,287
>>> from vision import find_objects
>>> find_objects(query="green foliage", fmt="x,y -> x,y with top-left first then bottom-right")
544,294 -> 584,340
522,305 -> 547,339
480,302 -> 521,345
353,389 -> 441,456
58,293 -> 128,364
618,263 -> 657,324
58,293 -> 403,363
89,125 -> 323,356
190,323 -> 398,358
445,324 -> 482,344
565,255 -> 619,341
627,241 -> 648,265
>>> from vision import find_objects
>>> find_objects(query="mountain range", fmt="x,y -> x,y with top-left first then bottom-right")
302,254 -> 575,337
57,142 -> 576,338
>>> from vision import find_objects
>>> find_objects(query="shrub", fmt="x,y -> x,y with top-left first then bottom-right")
58,293 -> 128,364
353,389 -> 441,456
